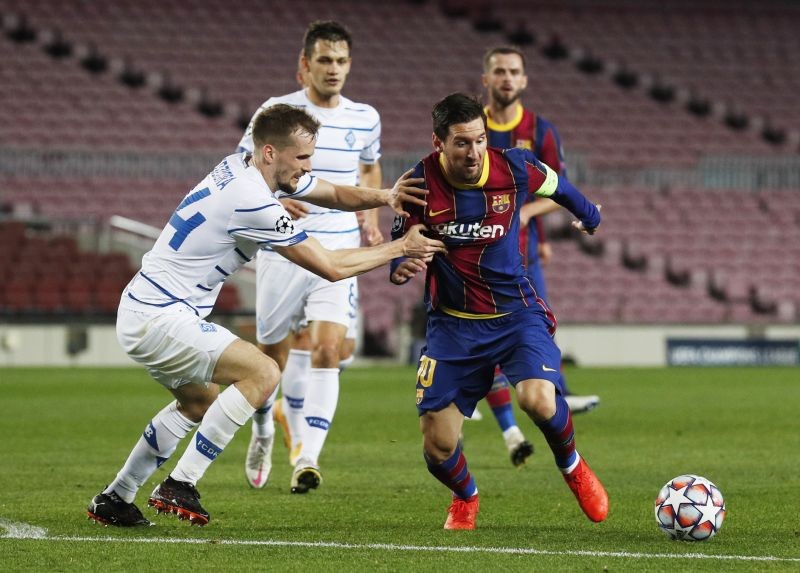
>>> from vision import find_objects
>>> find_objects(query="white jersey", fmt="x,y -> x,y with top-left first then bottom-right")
237,89 -> 381,253
120,153 -> 316,318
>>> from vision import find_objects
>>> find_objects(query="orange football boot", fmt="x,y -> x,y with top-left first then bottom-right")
444,494 -> 480,530
563,458 -> 609,522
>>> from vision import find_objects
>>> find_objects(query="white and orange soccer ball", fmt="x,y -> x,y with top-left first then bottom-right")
654,474 -> 726,541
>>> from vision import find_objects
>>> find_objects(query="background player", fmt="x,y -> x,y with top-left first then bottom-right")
478,46 -> 601,466
390,93 -> 607,530
236,21 -> 385,493
87,104 -> 444,527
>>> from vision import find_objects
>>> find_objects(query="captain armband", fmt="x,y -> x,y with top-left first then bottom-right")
534,163 -> 559,198
536,163 -> 558,197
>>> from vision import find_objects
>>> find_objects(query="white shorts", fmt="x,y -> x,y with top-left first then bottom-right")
256,257 -> 358,345
116,306 -> 238,389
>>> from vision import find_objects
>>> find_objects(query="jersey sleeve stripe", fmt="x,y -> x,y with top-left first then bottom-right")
227,226 -> 280,233
296,176 -> 316,194
234,247 -> 252,261
257,231 -> 309,246
303,227 -> 359,234
321,124 -> 379,132
315,146 -> 364,153
234,204 -> 279,213
313,167 -> 358,174
214,265 -> 230,277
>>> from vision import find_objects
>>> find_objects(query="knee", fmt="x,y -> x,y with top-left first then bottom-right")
516,379 -> 557,422
420,419 -> 458,462
254,356 -> 281,396
311,341 -> 340,368
423,435 -> 456,463
339,338 -> 355,361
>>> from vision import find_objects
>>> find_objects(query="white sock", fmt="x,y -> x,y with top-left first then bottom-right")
338,354 -> 355,372
252,384 -> 279,438
299,368 -> 339,465
171,385 -> 255,485
502,425 -> 521,442
561,452 -> 582,474
106,401 -> 196,503
282,349 -> 310,447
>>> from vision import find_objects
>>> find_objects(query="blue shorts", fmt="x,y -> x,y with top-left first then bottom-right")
415,307 -> 563,416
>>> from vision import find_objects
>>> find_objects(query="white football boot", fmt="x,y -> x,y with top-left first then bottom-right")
245,433 -> 274,489
565,394 -> 600,414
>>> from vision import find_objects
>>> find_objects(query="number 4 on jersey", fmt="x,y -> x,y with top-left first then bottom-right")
168,187 -> 211,250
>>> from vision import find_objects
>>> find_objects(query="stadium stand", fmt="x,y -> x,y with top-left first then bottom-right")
0,220 -> 242,317
0,0 -> 798,346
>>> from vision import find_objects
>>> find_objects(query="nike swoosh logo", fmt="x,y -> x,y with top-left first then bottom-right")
428,208 -> 452,217
542,365 -> 558,372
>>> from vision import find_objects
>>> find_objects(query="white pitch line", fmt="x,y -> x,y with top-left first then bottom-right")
0,518 -> 47,539
1,520 -> 799,563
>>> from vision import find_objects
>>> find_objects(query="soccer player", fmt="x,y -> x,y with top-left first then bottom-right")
390,93 -> 608,530
235,21 -> 384,493
479,46 -> 600,467
86,104 -> 444,527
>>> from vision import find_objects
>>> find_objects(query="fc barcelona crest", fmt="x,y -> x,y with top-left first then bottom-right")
492,193 -> 511,213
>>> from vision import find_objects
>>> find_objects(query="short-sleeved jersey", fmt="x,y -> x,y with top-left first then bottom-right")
120,153 -> 314,318
486,104 -> 566,261
237,89 -> 381,252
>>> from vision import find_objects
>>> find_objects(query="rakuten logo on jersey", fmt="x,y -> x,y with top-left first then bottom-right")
430,222 -> 506,240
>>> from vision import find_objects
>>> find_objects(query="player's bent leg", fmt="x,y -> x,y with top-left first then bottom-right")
515,377 -> 557,422
420,403 -> 464,462
516,378 -> 608,522
281,348 -> 311,465
282,329 -> 312,463
259,337 -> 293,447
88,399 -> 200,527
420,404 -> 479,530
150,340 -> 281,524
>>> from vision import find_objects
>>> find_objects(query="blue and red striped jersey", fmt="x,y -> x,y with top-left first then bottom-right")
390,147 -> 599,317
486,105 -> 566,261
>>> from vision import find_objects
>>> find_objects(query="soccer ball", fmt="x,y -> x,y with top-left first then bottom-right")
654,474 -> 726,541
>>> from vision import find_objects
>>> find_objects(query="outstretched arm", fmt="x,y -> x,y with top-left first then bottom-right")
301,168 -> 427,217
524,153 -> 601,234
274,224 -> 444,282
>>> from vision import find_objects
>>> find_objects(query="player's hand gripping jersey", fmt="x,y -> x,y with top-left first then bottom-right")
391,147 -> 600,317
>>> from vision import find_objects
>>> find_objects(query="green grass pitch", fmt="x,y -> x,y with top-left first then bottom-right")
1,365 -> 799,571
